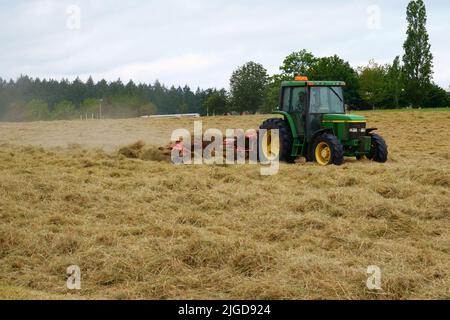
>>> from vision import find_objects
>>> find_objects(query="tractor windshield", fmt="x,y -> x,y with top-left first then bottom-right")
310,87 -> 345,114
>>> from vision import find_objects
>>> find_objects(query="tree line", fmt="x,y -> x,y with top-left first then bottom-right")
207,0 -> 448,115
0,0 -> 448,122
0,77 -> 209,121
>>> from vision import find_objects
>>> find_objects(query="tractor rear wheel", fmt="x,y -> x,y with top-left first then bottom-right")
259,119 -> 296,163
367,134 -> 388,163
312,133 -> 344,166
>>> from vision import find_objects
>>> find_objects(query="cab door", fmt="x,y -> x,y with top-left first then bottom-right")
290,87 -> 307,139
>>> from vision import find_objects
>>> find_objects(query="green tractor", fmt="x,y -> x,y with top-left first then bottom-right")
260,76 -> 388,165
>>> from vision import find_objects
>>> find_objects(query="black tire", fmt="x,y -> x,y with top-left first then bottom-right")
259,118 -> 296,163
311,133 -> 344,166
367,134 -> 388,163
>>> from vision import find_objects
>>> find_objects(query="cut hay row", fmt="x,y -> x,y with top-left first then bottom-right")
0,111 -> 449,300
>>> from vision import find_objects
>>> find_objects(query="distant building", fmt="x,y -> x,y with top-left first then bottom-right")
141,113 -> 200,119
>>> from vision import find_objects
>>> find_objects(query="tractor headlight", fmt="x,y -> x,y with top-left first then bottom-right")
349,128 -> 358,133
361,128 -> 366,133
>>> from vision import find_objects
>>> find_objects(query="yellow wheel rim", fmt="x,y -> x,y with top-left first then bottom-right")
315,142 -> 332,166
262,130 -> 280,160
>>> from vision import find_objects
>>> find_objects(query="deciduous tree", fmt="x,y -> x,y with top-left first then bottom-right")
230,62 -> 268,113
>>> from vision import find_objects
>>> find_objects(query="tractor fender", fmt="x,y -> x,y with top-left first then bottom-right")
366,128 -> 378,134
310,128 -> 334,143
272,111 -> 298,138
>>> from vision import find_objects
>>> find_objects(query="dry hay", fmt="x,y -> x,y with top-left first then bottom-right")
0,110 -> 449,300
118,140 -> 172,162
117,132 -> 258,164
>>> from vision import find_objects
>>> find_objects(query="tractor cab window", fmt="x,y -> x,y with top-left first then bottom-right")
310,87 -> 345,114
282,88 -> 291,111
281,87 -> 307,112
291,87 -> 307,113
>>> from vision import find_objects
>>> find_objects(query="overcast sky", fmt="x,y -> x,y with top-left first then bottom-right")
1,0 -> 449,89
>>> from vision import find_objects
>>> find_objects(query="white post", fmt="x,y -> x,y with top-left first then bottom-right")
99,99 -> 103,120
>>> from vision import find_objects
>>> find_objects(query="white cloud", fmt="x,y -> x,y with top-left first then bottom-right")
0,0 -> 449,88
79,53 -> 222,86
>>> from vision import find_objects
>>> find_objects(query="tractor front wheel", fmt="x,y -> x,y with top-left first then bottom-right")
367,134 -> 388,163
259,119 -> 295,163
312,134 -> 344,166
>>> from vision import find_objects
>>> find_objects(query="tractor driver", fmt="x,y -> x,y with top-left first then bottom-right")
292,87 -> 307,114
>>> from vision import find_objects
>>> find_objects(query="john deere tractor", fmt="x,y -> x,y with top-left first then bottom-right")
260,76 -> 388,165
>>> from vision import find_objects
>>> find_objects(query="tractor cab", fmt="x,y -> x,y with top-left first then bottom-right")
278,77 -> 348,140
260,76 -> 388,165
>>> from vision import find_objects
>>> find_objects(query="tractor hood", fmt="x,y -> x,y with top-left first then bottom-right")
322,114 -> 367,123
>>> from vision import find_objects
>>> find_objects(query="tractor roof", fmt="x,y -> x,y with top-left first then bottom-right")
282,80 -> 346,87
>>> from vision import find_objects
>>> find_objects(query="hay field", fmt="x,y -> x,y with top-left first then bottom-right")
0,110 -> 449,300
